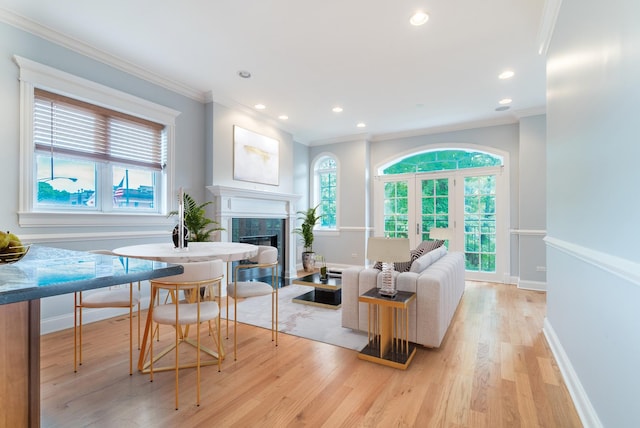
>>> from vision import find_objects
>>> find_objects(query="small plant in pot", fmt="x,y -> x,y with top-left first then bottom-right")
293,205 -> 322,272
168,192 -> 224,243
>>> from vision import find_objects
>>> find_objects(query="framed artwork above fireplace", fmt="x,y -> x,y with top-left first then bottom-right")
233,125 -> 279,186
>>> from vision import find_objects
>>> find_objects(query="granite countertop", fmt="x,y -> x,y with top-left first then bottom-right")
0,245 -> 183,305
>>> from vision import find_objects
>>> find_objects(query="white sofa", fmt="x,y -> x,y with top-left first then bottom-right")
341,247 -> 465,348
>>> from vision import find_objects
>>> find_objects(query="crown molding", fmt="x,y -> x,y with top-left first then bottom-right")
369,116 -> 519,143
307,132 -> 371,147
0,8 -> 206,102
537,0 -> 563,56
513,106 -> 547,119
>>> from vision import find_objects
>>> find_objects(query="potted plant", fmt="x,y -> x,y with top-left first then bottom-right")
169,192 -> 224,242
293,205 -> 322,272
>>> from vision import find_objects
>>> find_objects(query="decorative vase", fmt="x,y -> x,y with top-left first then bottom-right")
317,254 -> 328,280
172,225 -> 189,248
301,251 -> 315,273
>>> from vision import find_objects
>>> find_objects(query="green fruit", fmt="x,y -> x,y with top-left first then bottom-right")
0,232 -> 26,260
0,231 -> 9,250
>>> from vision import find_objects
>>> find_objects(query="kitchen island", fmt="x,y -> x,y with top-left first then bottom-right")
0,246 -> 183,427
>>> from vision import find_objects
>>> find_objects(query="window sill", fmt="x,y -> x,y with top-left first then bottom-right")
18,211 -> 173,228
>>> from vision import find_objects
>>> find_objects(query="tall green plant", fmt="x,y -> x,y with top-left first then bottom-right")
293,205 -> 322,252
169,193 -> 224,242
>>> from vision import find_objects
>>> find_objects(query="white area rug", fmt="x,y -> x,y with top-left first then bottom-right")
223,284 -> 368,351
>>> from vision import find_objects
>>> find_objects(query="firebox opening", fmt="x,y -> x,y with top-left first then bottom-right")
231,218 -> 287,288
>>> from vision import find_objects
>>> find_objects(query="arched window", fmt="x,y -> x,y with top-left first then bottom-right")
382,149 -> 502,174
313,155 -> 338,229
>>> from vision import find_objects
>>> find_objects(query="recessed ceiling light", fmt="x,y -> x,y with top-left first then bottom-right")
238,70 -> 251,79
356,122 -> 366,128
498,98 -> 512,105
332,106 -> 343,113
254,104 -> 266,110
410,11 -> 429,26
278,115 -> 288,120
499,70 -> 514,79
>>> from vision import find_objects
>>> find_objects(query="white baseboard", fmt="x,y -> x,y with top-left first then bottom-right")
518,279 -> 547,291
543,318 -> 603,428
504,275 -> 519,285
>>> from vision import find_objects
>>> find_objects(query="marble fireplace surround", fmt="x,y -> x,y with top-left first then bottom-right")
207,185 -> 301,279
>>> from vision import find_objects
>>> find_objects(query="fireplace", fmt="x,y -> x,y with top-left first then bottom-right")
232,218 -> 286,285
207,185 -> 300,281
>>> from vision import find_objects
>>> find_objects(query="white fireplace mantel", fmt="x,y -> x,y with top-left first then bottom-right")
207,185 -> 301,278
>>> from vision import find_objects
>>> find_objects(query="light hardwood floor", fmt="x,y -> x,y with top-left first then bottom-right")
40,281 -> 582,427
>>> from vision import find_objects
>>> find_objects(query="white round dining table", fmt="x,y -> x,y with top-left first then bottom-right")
112,241 -> 258,263
112,241 -> 258,372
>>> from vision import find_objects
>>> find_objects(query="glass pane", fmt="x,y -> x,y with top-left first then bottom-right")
420,178 -> 448,241
112,166 -> 156,209
465,253 -> 479,271
318,157 -> 336,170
319,169 -> 337,228
382,150 -> 502,175
421,179 -> 434,196
464,175 -> 496,273
396,181 -> 408,197
435,197 -> 448,214
435,179 -> 449,196
384,182 -> 395,198
422,199 -> 435,215
481,254 -> 496,272
36,155 -> 96,208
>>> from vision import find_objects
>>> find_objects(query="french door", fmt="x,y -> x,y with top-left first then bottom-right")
375,166 -> 506,282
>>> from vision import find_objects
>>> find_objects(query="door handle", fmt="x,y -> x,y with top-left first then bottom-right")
416,223 -> 420,235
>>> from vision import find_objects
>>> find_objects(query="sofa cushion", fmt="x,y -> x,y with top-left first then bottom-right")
410,245 -> 448,273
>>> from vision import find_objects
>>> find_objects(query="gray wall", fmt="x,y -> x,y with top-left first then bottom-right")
546,0 -> 640,426
309,139 -> 370,265
209,102 -> 295,194
518,115 -> 547,289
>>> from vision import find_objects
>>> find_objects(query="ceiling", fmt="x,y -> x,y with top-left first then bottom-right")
0,0 -> 547,145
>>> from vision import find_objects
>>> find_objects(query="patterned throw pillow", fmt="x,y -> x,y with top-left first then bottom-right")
373,246 -> 426,272
416,239 -> 445,253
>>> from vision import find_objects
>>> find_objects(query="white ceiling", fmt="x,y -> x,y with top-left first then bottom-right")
0,0 -> 547,144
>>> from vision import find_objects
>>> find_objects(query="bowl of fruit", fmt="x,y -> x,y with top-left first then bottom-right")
0,231 -> 30,264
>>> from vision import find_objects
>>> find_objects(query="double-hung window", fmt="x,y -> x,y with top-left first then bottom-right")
34,89 -> 165,211
16,55 -> 179,227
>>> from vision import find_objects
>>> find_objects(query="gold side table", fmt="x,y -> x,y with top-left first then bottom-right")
358,287 -> 417,369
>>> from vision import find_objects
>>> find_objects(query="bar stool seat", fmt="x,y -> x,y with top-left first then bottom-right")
227,245 -> 278,361
74,250 -> 141,375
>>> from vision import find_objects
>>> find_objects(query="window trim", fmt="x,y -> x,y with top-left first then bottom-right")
311,153 -> 339,231
15,55 -> 180,227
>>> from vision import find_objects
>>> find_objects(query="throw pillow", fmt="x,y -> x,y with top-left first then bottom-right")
416,239 -> 445,253
373,247 -> 425,272
410,245 -> 447,273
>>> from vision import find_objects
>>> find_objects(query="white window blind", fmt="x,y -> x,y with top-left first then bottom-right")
34,88 -> 165,170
